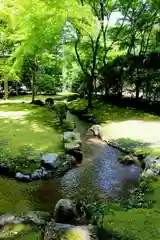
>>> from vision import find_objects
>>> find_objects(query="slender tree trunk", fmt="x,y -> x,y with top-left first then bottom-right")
135,82 -> 140,100
87,75 -> 93,108
4,78 -> 8,100
16,82 -> 18,96
31,70 -> 36,103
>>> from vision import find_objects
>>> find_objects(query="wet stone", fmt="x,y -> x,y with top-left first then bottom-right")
15,172 -> 31,182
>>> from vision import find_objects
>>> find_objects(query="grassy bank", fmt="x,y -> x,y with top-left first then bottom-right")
68,99 -> 160,240
0,103 -> 62,172
104,177 -> 160,240
0,92 -> 78,103
68,99 -> 160,155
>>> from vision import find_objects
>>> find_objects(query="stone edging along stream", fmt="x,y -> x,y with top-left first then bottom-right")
69,108 -> 160,177
0,128 -> 83,182
0,100 -> 159,182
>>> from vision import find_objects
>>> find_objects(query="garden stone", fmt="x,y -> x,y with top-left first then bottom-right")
64,141 -> 81,151
0,215 -> 24,226
0,163 -> 10,175
41,153 -> 61,170
54,199 -> 86,224
25,211 -> 50,226
33,99 -> 44,106
45,98 -> 54,106
15,172 -> 31,182
31,170 -> 42,180
63,131 -> 77,143
44,221 -> 98,240
141,168 -> 159,177
67,149 -> 83,163
60,155 -> 77,167
118,155 -> 139,165
90,125 -> 103,139
144,155 -> 160,171
41,169 -> 53,180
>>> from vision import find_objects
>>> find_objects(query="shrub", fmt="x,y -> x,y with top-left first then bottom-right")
54,102 -> 67,124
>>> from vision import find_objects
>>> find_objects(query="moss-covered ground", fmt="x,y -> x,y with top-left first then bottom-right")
68,99 -> 160,240
68,99 -> 160,155
0,103 -> 63,172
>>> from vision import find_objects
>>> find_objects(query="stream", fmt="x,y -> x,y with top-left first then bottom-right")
0,112 -> 142,216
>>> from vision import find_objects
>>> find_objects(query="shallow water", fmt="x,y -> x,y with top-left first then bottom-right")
0,112 -> 142,216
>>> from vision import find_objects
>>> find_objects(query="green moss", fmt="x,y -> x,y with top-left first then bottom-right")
2,230 -> 41,240
103,176 -> 160,240
104,208 -> 160,240
68,99 -> 160,155
0,103 -> 62,172
118,155 -> 140,165
16,231 -> 41,240
0,224 -> 41,239
0,177 -> 41,214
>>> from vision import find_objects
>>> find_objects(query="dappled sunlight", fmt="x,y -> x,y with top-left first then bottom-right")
0,111 -> 29,119
0,103 -> 62,172
30,122 -> 46,133
101,120 -> 160,144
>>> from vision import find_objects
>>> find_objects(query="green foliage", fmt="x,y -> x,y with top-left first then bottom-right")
54,102 -> 68,124
62,120 -> 75,131
121,176 -> 158,210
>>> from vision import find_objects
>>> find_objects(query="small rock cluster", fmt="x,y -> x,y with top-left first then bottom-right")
0,199 -> 98,240
63,127 -> 83,163
0,153 -> 76,182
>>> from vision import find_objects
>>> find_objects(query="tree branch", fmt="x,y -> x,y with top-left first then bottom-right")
75,33 -> 90,76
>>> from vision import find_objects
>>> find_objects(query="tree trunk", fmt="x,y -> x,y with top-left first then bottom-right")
136,83 -> 140,100
16,82 -> 18,96
31,70 -> 36,103
87,76 -> 93,108
4,78 -> 8,100
105,85 -> 109,99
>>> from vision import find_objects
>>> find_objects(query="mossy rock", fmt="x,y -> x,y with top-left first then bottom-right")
62,120 -> 76,131
118,155 -> 140,165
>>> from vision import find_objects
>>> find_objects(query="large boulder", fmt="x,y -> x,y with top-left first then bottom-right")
41,153 -> 61,170
54,199 -> 87,224
44,221 -> 98,240
90,125 -> 103,139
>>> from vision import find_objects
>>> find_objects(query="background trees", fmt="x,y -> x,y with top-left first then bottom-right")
0,0 -> 159,105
